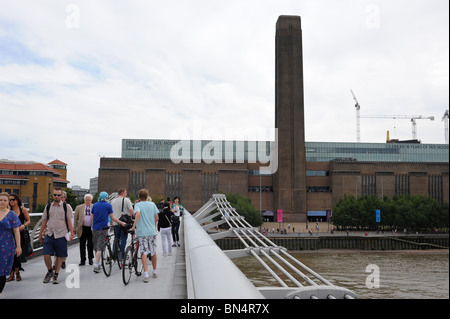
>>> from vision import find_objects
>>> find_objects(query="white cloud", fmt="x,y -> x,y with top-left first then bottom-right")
0,0 -> 448,188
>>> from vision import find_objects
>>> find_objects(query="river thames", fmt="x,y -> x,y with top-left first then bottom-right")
233,249 -> 449,299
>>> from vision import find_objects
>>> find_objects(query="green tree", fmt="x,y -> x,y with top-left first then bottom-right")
221,193 -> 263,227
36,203 -> 47,213
359,196 -> 382,228
332,195 -> 361,227
63,188 -> 79,208
332,194 -> 448,232
439,202 -> 449,229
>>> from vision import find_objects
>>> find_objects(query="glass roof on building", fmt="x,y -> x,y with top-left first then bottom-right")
121,139 -> 449,163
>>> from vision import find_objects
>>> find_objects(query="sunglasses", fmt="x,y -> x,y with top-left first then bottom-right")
53,194 -> 62,197
9,198 -> 17,201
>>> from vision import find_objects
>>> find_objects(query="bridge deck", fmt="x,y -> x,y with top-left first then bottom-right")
2,236 -> 186,299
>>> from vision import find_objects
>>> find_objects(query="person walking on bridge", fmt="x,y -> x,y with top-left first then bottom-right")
39,187 -> 73,284
0,192 -> 22,296
171,196 -> 183,247
158,203 -> 173,257
111,188 -> 134,260
91,192 -> 126,273
130,189 -> 159,282
7,193 -> 30,282
74,194 -> 94,266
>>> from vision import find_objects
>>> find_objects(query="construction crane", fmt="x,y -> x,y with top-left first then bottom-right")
351,90 -> 435,141
350,89 -> 361,142
442,110 -> 449,144
359,114 -> 434,140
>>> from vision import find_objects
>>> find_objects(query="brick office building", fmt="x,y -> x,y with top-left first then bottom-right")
98,16 -> 449,222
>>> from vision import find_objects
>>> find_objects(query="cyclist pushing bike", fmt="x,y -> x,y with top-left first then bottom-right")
110,188 -> 134,262
91,192 -> 126,273
129,189 -> 159,282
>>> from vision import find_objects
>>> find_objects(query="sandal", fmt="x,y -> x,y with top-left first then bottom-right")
15,271 -> 22,281
6,271 -> 14,282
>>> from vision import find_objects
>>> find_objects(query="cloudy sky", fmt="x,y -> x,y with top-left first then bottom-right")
0,0 -> 448,188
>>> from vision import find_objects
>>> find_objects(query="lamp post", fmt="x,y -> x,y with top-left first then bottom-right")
259,172 -> 262,231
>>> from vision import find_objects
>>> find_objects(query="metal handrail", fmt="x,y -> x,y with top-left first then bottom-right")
184,209 -> 265,299
29,213 -> 44,252
193,194 -> 357,299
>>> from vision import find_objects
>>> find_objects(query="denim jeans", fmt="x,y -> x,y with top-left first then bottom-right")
171,221 -> 180,242
113,226 -> 128,259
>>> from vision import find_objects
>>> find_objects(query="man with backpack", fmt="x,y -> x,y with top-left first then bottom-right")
111,188 -> 134,260
38,187 -> 74,284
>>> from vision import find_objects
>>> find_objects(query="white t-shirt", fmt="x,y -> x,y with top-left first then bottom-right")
111,196 -> 133,220
172,204 -> 184,217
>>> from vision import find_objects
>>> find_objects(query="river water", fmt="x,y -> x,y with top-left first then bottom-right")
232,250 -> 449,299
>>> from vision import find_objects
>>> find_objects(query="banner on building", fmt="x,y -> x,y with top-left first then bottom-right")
277,209 -> 283,223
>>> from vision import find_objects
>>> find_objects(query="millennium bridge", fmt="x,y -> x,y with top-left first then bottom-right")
2,194 -> 356,299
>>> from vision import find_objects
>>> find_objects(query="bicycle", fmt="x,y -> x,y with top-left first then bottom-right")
101,226 -> 123,277
122,229 -> 144,285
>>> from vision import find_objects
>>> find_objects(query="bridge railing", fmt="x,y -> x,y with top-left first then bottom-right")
29,213 -> 45,253
191,194 -> 357,299
183,209 -> 265,299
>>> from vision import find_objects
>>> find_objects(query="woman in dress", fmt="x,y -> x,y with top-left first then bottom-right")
7,193 -> 30,281
0,192 -> 22,296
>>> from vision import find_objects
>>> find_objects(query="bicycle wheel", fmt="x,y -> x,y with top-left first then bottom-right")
101,242 -> 112,277
122,246 -> 134,285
